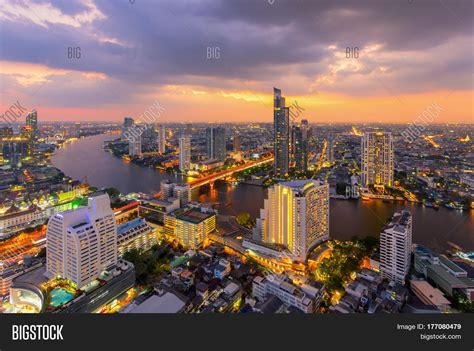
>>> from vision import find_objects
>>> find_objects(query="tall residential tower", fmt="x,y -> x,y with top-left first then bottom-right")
361,132 -> 394,187
380,211 -> 412,285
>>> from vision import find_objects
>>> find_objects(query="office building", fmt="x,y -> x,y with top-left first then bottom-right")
292,125 -> 307,172
254,179 -> 329,260
164,207 -> 216,249
326,134 -> 335,163
380,211 -> 412,285
273,88 -> 290,177
206,127 -> 226,161
233,135 -> 241,151
26,110 -> 38,138
157,124 -> 166,154
361,132 -> 394,187
179,136 -> 191,172
45,194 -> 118,288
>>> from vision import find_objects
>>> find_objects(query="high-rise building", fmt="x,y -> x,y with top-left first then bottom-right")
0,126 -> 13,138
301,119 -> 309,142
380,211 -> 412,286
179,136 -> 191,172
45,194 -> 118,288
361,132 -> 394,187
122,117 -> 134,140
128,133 -> 142,157
26,110 -> 38,138
20,125 -> 34,156
273,88 -> 290,177
326,134 -> 335,163
254,179 -> 329,260
292,125 -> 307,172
157,124 -> 166,154
206,127 -> 226,161
233,135 -> 241,152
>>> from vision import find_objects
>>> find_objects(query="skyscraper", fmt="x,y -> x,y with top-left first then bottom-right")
122,117 -> 134,140
326,134 -> 335,163
26,110 -> 38,138
233,135 -> 241,151
254,179 -> 329,260
380,211 -> 412,285
361,132 -> 394,187
273,88 -> 290,177
128,133 -> 142,157
292,125 -> 307,172
179,136 -> 191,172
206,127 -> 226,161
157,124 -> 166,154
45,194 -> 118,288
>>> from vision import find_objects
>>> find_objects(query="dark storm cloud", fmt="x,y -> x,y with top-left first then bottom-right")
1,0 -> 472,104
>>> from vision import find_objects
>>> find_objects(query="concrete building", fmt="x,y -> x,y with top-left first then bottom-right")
380,211 -> 412,285
128,133 -> 142,157
179,136 -> 191,172
361,132 -> 394,187
164,207 -> 216,249
252,273 -> 324,313
254,179 -> 329,260
410,280 -> 451,312
273,87 -> 290,177
117,218 -> 157,256
45,194 -> 118,288
157,124 -> 166,154
206,127 -> 226,161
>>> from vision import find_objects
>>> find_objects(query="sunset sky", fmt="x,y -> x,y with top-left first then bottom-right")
0,0 -> 472,123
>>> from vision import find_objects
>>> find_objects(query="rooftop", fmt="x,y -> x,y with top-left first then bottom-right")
176,208 -> 214,224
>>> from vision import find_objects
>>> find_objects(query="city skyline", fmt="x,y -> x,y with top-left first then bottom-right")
1,1 -> 473,123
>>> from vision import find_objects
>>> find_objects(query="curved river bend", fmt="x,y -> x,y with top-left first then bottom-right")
51,133 -> 473,252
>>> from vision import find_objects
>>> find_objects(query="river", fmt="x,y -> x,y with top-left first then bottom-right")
51,133 -> 473,252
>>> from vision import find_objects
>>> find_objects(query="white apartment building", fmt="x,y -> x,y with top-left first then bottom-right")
117,218 -> 157,256
179,136 -> 191,172
129,134 -> 142,157
380,210 -> 412,285
361,132 -> 394,187
254,179 -> 329,260
160,180 -> 191,207
252,274 -> 324,313
157,124 -> 166,154
45,194 -> 118,288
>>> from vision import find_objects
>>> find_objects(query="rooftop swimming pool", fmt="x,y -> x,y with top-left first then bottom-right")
49,288 -> 75,307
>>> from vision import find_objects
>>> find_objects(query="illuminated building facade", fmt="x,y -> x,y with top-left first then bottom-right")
157,124 -> 166,154
206,127 -> 226,161
46,194 -> 118,288
273,88 -> 290,177
361,132 -> 394,187
179,136 -> 191,172
26,110 -> 38,139
380,211 -> 412,285
128,133 -> 142,157
254,179 -> 329,260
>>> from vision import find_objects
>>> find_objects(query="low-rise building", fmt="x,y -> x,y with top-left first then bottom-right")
117,218 -> 157,256
252,273 -> 324,313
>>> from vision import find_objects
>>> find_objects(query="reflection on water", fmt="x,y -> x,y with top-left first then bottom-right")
52,133 -> 473,251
